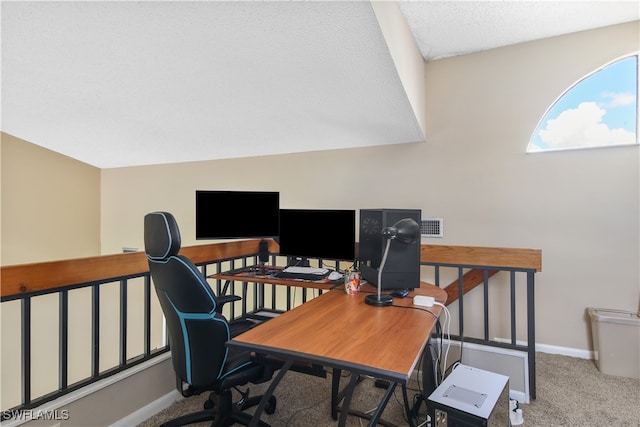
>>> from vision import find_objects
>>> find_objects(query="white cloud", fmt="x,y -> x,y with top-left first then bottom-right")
601,91 -> 636,108
538,101 -> 636,149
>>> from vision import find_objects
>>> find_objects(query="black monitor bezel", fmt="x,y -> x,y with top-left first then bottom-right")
195,190 -> 280,240
278,208 -> 356,261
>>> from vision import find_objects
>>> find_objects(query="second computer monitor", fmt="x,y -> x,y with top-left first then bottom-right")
278,209 -> 356,263
195,190 -> 280,239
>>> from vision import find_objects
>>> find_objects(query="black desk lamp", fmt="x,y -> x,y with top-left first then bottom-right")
365,218 -> 420,307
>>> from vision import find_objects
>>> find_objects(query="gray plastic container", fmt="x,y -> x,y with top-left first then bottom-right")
588,307 -> 640,379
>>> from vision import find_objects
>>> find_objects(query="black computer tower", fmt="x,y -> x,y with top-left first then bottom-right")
359,209 -> 421,290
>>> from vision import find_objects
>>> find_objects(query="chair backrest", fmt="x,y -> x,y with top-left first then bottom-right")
144,211 -> 230,388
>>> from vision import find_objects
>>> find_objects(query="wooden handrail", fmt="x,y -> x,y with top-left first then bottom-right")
0,239 -> 277,299
421,244 -> 542,272
1,241 -> 539,299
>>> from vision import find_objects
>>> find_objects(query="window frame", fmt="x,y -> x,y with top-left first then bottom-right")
527,53 -> 639,154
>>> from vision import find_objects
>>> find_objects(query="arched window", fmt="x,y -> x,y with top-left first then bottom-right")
527,55 -> 638,153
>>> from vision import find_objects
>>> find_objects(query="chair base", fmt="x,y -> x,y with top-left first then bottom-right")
160,390 -> 276,427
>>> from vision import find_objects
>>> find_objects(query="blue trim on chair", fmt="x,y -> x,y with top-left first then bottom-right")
163,294 -> 231,384
220,358 -> 254,380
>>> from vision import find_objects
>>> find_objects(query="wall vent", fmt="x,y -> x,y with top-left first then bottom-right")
421,218 -> 443,238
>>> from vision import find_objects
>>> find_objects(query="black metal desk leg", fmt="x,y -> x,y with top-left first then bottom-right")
331,368 -> 342,420
337,373 -> 360,427
248,359 -> 294,427
366,382 -> 397,427
402,385 -> 416,427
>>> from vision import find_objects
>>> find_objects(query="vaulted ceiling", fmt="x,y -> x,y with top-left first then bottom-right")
2,1 -> 638,168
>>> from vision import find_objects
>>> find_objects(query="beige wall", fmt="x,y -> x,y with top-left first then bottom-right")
421,21 -> 639,351
1,132 -> 101,265
101,22 -> 639,353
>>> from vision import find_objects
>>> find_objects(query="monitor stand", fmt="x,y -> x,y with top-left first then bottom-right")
258,239 -> 270,263
256,239 -> 271,275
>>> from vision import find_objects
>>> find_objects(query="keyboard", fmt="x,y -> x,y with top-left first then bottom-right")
275,266 -> 330,281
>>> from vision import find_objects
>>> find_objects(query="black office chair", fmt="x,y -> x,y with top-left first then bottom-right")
144,211 -> 276,427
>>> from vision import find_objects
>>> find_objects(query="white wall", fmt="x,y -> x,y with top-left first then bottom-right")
101,22 -> 639,354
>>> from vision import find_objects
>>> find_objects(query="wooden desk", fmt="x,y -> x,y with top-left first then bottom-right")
227,281 -> 447,427
212,267 -> 338,291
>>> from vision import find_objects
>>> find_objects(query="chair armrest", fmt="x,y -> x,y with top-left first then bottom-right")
216,294 -> 242,313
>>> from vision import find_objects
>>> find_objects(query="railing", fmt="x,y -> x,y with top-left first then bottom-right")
1,241 -> 540,418
0,240 -> 279,417
420,245 -> 542,400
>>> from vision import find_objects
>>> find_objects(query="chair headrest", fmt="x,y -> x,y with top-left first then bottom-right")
144,212 -> 182,260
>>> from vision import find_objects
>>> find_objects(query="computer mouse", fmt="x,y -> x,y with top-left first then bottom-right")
391,289 -> 409,298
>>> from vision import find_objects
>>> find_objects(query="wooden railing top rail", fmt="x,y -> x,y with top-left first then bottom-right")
1,241 -> 539,299
0,239 -> 278,299
421,244 -> 542,272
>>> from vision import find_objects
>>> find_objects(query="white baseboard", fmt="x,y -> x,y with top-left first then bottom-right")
491,337 -> 594,360
535,343 -> 593,360
110,390 -> 182,427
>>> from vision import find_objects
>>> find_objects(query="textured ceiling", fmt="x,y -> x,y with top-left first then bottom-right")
399,1 -> 639,61
2,1 -> 422,168
2,1 -> 638,169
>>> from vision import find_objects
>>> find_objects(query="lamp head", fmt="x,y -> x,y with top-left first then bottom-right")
364,216 -> 420,307
382,218 -> 420,244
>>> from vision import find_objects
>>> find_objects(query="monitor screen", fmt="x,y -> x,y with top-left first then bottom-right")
278,209 -> 356,261
195,190 -> 280,239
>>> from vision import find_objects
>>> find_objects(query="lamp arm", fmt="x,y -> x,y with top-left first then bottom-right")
377,238 -> 393,299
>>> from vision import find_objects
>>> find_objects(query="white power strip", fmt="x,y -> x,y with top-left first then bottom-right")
413,295 -> 435,307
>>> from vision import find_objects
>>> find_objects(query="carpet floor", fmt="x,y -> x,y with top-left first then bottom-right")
138,352 -> 640,426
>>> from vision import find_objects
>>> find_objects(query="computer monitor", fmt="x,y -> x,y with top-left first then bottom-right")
195,190 -> 280,239
278,209 -> 356,264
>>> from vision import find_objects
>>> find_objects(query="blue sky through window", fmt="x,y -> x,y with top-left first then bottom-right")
528,55 -> 638,152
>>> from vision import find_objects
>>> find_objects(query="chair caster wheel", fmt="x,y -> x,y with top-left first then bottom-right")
203,399 -> 214,410
265,396 -> 277,415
